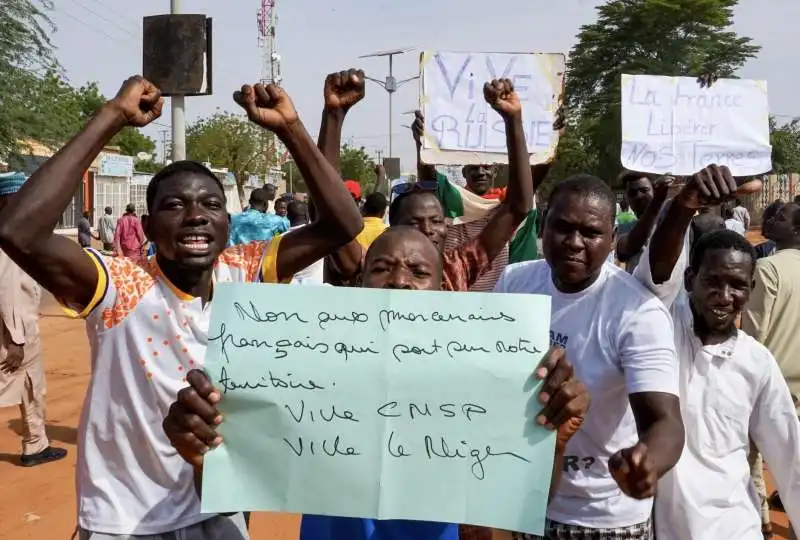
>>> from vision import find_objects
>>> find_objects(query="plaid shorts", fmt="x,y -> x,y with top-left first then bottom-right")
511,517 -> 653,540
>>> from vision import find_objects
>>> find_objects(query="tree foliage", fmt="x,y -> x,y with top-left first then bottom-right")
0,0 -> 57,156
186,111 -> 277,205
340,144 -> 378,194
280,144 -> 378,195
0,3 -> 154,159
770,117 -> 800,175
563,0 -> 760,184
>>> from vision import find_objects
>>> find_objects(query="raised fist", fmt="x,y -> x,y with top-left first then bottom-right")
324,69 -> 366,112
109,76 -> 163,128
234,83 -> 299,135
675,164 -> 762,210
653,175 -> 675,198
484,78 -> 522,119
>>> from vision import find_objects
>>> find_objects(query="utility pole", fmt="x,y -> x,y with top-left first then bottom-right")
170,0 -> 186,161
159,130 -> 170,163
359,48 -> 418,161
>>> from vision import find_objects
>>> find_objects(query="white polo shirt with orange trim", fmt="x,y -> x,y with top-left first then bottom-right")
66,238 -> 283,535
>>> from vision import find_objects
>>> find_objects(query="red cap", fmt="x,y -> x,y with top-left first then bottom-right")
344,180 -> 362,199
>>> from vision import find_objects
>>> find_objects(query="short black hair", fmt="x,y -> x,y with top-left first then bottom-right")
548,174 -> 616,225
249,188 -> 268,205
147,161 -> 224,213
722,206 -> 734,220
363,192 -> 388,218
689,229 -> 757,274
287,201 -> 308,226
389,189 -> 442,225
762,201 -> 784,224
619,170 -> 655,189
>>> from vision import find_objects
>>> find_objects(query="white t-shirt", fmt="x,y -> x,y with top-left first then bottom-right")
285,225 -> 326,286
494,260 -> 679,528
725,219 -> 746,235
65,239 -> 284,534
634,239 -> 800,540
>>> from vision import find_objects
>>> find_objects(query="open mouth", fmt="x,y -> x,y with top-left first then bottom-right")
709,307 -> 732,319
179,234 -> 212,253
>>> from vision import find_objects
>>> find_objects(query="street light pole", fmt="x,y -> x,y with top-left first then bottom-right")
359,48 -> 418,182
388,54 -> 394,158
170,0 -> 186,161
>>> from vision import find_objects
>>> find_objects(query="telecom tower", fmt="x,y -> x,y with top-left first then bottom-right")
257,0 -> 287,188
257,0 -> 281,85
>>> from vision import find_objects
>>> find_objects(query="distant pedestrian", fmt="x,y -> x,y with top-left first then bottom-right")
114,204 -> 145,262
731,198 -> 751,230
723,206 -> 746,235
97,207 -> 117,252
0,172 -> 67,467
77,210 -> 97,248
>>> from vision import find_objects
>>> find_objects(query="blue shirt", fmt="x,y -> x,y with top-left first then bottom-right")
228,208 -> 289,246
300,516 -> 458,540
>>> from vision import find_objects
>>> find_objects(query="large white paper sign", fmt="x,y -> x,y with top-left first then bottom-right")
421,52 -> 565,166
621,74 -> 772,176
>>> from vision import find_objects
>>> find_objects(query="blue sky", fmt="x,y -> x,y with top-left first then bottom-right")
49,0 -> 800,169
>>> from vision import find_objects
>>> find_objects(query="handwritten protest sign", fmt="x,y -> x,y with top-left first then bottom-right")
201,283 -> 554,535
420,51 -> 565,166
621,74 -> 772,176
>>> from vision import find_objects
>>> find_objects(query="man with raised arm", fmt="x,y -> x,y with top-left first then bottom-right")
631,165 -> 800,539
496,174 -> 685,539
0,75 -> 362,539
325,78 -> 535,291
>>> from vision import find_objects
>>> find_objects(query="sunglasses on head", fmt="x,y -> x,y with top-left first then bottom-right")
391,180 -> 438,195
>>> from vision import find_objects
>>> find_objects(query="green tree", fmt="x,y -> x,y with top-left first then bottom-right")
186,111 -> 276,205
113,126 -> 156,157
565,0 -> 760,184
340,144 -> 377,194
0,0 -> 58,156
770,117 -> 800,174
134,158 -> 164,174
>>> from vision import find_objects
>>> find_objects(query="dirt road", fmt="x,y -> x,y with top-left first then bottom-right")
0,247 -> 792,538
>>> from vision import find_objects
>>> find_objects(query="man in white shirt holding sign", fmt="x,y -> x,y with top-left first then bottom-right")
632,164 -> 800,540
496,174 -> 684,539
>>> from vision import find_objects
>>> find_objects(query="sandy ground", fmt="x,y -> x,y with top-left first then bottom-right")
0,230 -> 790,539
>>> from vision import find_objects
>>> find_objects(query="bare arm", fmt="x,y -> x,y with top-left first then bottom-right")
277,121 -> 363,280
647,196 -> 695,285
648,166 -> 763,284
629,392 -> 684,477
317,106 -> 346,175
474,80 -> 534,263
233,83 -> 363,282
617,178 -> 671,262
0,77 -> 163,310
315,70 -> 368,280
412,110 -> 438,182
